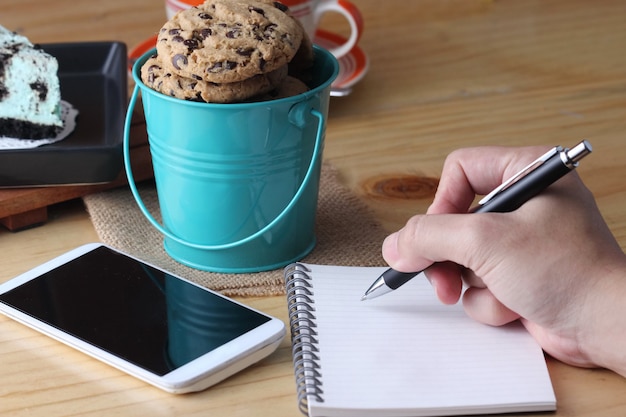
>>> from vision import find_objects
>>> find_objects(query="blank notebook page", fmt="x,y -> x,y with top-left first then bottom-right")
292,264 -> 556,417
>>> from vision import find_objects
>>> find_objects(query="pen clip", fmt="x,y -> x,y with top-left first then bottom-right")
478,146 -> 562,206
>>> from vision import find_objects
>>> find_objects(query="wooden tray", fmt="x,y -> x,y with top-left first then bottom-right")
0,110 -> 153,231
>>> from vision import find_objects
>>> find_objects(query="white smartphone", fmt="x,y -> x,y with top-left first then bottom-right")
0,243 -> 285,394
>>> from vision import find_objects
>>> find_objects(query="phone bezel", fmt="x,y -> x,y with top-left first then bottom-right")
0,243 -> 286,393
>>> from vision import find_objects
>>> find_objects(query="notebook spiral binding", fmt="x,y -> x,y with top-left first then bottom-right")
284,263 -> 324,416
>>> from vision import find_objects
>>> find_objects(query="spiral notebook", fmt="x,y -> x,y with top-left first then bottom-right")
284,263 -> 556,417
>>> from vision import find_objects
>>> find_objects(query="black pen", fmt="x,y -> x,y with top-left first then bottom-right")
361,140 -> 593,301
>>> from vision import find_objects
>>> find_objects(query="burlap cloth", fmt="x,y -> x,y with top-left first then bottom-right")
82,163 -> 387,297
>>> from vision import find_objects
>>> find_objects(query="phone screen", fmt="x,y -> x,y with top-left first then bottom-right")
0,246 -> 271,376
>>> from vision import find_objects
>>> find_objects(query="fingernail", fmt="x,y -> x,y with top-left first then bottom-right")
424,271 -> 437,291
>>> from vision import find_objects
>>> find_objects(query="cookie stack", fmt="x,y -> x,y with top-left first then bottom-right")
141,0 -> 313,103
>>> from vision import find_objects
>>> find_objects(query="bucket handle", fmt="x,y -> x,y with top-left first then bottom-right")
123,85 -> 325,251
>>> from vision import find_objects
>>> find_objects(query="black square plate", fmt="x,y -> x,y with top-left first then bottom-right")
0,41 -> 127,187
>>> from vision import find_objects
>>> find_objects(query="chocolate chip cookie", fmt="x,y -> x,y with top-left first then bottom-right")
249,75 -> 309,102
141,53 -> 288,103
156,0 -> 303,84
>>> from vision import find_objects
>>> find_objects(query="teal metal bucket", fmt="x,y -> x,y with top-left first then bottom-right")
124,46 -> 339,273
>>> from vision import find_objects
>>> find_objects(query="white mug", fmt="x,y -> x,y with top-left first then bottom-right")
279,0 -> 363,58
165,0 -> 363,58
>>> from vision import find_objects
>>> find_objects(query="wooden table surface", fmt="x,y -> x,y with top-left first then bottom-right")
2,0 -> 626,415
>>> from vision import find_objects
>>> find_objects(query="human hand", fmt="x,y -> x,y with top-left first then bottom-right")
382,145 -> 626,374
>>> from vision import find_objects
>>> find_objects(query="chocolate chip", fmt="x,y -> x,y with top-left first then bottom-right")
172,54 -> 188,70
206,61 -> 238,73
236,47 -> 255,57
172,35 -> 184,42
183,39 -> 200,51
281,33 -> 293,46
198,28 -> 212,39
249,6 -> 266,16
273,2 -> 289,12
207,63 -> 222,73
226,29 -> 240,39
198,12 -> 212,19
169,28 -> 181,35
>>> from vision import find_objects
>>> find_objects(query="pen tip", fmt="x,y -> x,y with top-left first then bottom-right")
360,295 -> 368,301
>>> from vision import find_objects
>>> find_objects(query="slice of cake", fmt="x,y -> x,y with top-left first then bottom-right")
0,25 -> 63,139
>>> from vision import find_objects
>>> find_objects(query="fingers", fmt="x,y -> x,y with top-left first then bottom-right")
425,260 -> 519,326
463,287 -> 521,326
384,144 -> 611,331
424,262 -> 464,305
427,145 -> 552,215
